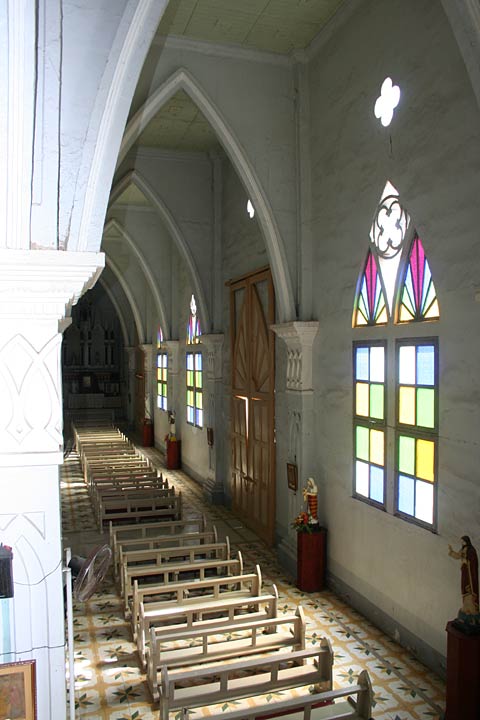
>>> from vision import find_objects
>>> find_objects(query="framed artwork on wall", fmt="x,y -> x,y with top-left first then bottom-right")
287,462 -> 298,492
0,659 -> 36,720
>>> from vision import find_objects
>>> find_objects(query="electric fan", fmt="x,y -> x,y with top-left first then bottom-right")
65,544 -> 112,719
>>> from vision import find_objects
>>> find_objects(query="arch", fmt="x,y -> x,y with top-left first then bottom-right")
71,0 -> 170,254
105,255 -> 145,343
441,0 -> 480,111
104,217 -> 170,339
109,170 -> 211,332
98,275 -> 131,347
117,68 -> 296,323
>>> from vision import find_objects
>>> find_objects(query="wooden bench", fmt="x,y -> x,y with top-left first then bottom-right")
116,527 -> 218,580
110,515 -> 208,566
122,551 -> 244,616
147,606 -> 308,702
131,564 -> 262,638
120,537 -> 230,596
158,642 -> 332,719
182,670 -> 374,720
98,490 -> 182,528
137,583 -> 279,668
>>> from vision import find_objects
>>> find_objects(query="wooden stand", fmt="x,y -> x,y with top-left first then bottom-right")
142,420 -> 154,447
297,527 -> 326,592
166,439 -> 181,470
445,620 -> 480,720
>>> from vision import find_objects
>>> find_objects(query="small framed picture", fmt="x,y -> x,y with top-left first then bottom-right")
0,659 -> 36,720
287,462 -> 298,492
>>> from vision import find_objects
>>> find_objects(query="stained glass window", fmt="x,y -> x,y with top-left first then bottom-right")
395,339 -> 438,527
157,326 -> 164,348
187,294 -> 201,344
157,352 -> 168,411
398,234 -> 439,322
354,251 -> 388,326
353,342 -> 386,505
353,180 -> 440,528
186,351 -> 203,427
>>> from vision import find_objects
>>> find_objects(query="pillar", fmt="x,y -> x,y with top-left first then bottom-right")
271,321 -> 319,575
201,334 -> 225,503
0,248 -> 104,719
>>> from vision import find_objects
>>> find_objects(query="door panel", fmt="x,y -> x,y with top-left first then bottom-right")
230,268 -> 275,545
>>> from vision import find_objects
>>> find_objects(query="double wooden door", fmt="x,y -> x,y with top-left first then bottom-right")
230,268 -> 275,545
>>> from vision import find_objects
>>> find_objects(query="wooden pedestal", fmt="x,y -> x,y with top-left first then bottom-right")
445,620 -> 480,720
166,439 -> 181,470
297,528 -> 327,592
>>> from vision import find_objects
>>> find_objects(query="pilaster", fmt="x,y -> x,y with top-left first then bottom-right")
163,340 -> 180,412
200,333 -> 225,503
0,248 -> 104,719
140,343 -> 154,421
271,321 -> 319,574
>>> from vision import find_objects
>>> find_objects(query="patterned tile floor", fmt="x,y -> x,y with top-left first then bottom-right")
61,444 -> 446,720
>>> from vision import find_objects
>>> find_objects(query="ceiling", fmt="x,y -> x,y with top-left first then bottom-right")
127,0 -> 347,164
157,0 -> 346,55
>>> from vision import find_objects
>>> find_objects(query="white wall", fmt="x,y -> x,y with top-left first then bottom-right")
307,0 -> 480,663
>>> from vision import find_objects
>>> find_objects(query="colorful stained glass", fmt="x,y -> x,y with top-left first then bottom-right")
417,388 -> 435,428
356,426 -> 369,461
398,234 -> 439,322
157,326 -> 164,348
187,294 -> 202,343
370,429 -> 384,465
356,383 -> 369,416
354,251 -> 388,326
156,352 -> 168,410
186,350 -> 203,428
354,345 -> 385,420
416,345 -> 435,385
416,438 -> 434,481
397,434 -> 436,524
398,435 -> 415,475
399,386 -> 415,424
370,384 -> 384,420
354,425 -> 384,504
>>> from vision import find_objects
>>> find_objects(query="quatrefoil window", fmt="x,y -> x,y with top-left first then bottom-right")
374,77 -> 401,127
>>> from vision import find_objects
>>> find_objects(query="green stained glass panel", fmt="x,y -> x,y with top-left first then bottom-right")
196,392 -> 203,410
399,435 -> 415,475
417,388 -> 435,428
356,426 -> 369,461
196,371 -> 202,388
370,384 -> 384,419
187,390 -> 194,406
187,370 -> 194,386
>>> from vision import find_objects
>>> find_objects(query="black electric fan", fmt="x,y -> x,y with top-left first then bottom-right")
67,544 -> 112,601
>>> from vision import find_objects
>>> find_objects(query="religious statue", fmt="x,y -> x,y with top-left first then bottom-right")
303,477 -> 318,524
448,535 -> 480,633
168,410 -> 176,440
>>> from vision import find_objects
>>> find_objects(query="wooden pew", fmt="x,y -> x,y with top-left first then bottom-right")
120,537 -> 230,596
97,490 -> 182,529
109,515 -> 208,567
137,582 -> 279,668
182,670 -> 374,720
158,641 -> 332,719
131,564 -> 262,639
122,551 -> 244,616
94,485 -> 176,524
115,526 -> 218,580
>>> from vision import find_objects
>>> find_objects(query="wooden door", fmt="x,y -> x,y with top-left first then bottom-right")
230,268 -> 275,545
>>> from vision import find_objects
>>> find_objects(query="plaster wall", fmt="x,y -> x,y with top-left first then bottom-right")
129,41 -> 297,320
307,0 -> 480,661
115,151 -> 213,329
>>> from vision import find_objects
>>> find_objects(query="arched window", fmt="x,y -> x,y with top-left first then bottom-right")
353,182 -> 440,529
156,326 -> 167,411
186,295 -> 203,428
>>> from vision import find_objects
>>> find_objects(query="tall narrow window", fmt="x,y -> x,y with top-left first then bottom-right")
353,342 -> 386,505
353,181 -> 440,529
157,352 -> 168,411
186,351 -> 203,427
187,294 -> 201,344
396,339 -> 438,527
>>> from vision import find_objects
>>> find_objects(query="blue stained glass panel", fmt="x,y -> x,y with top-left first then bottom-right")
356,347 -> 369,381
370,466 -> 384,503
398,474 -> 415,516
196,409 -> 203,427
416,345 -> 435,386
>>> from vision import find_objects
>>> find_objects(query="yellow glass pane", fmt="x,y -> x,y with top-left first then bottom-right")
370,429 -> 384,466
400,305 -> 414,322
399,386 -> 415,424
356,383 -> 369,416
424,299 -> 440,319
377,307 -> 388,323
355,311 -> 367,326
416,439 -> 435,482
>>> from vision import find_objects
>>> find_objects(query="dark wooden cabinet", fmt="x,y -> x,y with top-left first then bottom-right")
445,620 -> 480,719
297,527 -> 327,592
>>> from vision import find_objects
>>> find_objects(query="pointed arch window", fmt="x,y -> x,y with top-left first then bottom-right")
156,326 -> 167,411
185,295 -> 203,428
353,181 -> 440,530
187,294 -> 201,344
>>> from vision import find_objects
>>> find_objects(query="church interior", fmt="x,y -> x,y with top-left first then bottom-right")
1,1 -> 480,718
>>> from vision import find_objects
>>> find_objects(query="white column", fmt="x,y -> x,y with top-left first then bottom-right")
0,248 -> 104,720
201,333 -> 225,502
124,346 -> 136,426
271,321 -> 319,570
140,343 -> 154,421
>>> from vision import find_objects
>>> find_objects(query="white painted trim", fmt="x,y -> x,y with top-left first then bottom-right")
123,146 -> 213,164
118,69 -> 295,323
155,33 -> 290,67
109,169 -> 211,334
73,0 -> 169,253
98,275 -> 130,347
105,254 -> 145,343
104,217 -> 170,339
